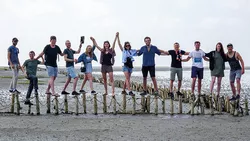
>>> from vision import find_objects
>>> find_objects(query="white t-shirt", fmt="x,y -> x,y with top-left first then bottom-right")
189,50 -> 205,68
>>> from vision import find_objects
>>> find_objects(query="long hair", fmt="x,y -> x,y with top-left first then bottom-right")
123,41 -> 131,50
103,41 -> 110,52
85,45 -> 93,58
215,42 -> 226,59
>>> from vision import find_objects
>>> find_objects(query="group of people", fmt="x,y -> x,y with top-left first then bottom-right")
7,33 -> 245,105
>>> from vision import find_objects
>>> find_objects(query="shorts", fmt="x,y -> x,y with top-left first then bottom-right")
170,67 -> 183,81
123,66 -> 133,73
66,66 -> 77,78
230,69 -> 241,83
141,66 -> 155,78
101,65 -> 113,73
191,66 -> 204,79
46,66 -> 58,77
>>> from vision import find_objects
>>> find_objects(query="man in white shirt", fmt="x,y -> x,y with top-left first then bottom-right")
182,41 -> 209,95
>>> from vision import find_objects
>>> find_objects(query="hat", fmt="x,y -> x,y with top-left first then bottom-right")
227,43 -> 233,47
12,37 -> 18,42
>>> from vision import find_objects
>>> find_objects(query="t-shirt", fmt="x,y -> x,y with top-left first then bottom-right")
23,59 -> 41,76
7,46 -> 19,65
168,50 -> 186,68
63,48 -> 76,67
138,45 -> 161,67
43,45 -> 62,67
189,50 -> 205,68
102,53 -> 112,65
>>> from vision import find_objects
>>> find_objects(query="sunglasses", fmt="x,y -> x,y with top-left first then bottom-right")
125,44 -> 130,47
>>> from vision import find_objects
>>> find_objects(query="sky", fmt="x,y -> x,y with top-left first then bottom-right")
1,0 -> 250,67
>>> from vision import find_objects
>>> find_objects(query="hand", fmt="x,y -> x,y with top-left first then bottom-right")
10,64 -> 14,69
90,37 -> 95,41
24,73 -> 28,78
74,59 -> 78,63
242,69 -> 245,75
116,32 -> 119,37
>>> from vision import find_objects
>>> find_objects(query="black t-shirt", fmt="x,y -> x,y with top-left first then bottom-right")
168,50 -> 185,68
102,53 -> 112,65
63,49 -> 76,67
43,45 -> 62,67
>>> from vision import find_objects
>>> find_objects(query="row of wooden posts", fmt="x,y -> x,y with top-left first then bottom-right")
9,90 -> 249,116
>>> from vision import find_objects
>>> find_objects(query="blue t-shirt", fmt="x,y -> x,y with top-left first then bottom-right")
7,46 -> 19,65
138,45 -> 161,66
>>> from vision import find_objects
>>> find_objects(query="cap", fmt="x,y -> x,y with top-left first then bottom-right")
12,37 -> 18,42
227,43 -> 233,47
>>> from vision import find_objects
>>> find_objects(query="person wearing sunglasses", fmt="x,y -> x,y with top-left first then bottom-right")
117,32 -> 138,96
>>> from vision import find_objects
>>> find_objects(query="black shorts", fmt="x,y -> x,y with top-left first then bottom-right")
141,66 -> 155,78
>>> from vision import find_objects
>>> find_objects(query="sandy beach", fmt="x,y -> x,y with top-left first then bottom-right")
0,69 -> 249,141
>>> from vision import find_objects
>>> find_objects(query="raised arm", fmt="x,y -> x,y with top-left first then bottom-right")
117,32 -> 123,51
161,50 -> 169,55
237,52 -> 245,74
182,56 -> 191,62
90,37 -> 103,52
75,42 -> 82,54
111,33 -> 118,50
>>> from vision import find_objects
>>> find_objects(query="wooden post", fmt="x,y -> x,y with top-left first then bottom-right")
35,94 -> 40,115
245,98 -> 249,115
16,94 -> 20,115
103,94 -> 107,113
154,95 -> 158,115
64,95 -> 68,114
122,93 -> 126,113
226,97 -> 230,113
209,95 -> 214,115
146,95 -> 151,113
234,100 -> 239,116
82,93 -> 87,114
141,96 -> 146,113
10,93 -> 15,113
46,93 -> 51,114
230,101 -> 235,115
200,95 -> 205,115
218,97 -> 222,114
75,96 -> 79,115
112,96 -> 117,115
178,95 -> 182,114
28,105 -> 31,114
93,94 -> 97,115
162,94 -> 166,114
132,96 -> 136,115
214,94 -> 218,111
54,96 -> 59,115
190,94 -> 195,115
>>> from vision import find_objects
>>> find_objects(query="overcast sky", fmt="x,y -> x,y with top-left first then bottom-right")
1,0 -> 249,67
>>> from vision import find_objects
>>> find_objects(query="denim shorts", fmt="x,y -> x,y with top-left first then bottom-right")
46,66 -> 58,77
123,66 -> 133,73
66,66 -> 77,78
230,69 -> 242,83
191,66 -> 204,79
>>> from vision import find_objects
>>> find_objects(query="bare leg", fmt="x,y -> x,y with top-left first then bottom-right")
191,78 -> 196,94
108,72 -> 115,96
102,73 -> 108,94
48,76 -> 56,94
198,79 -> 202,95
210,76 -> 216,94
151,77 -> 158,92
80,74 -> 88,90
236,78 -> 241,95
72,77 -> 78,92
230,81 -> 236,96
217,77 -> 222,96
62,77 -> 71,91
124,72 -> 132,91
169,80 -> 174,93
87,73 -> 94,91
178,80 -> 182,92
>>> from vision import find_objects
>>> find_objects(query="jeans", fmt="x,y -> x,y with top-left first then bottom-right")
26,74 -> 38,99
9,64 -> 19,90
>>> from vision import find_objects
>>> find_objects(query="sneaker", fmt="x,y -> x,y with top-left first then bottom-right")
9,89 -> 13,93
14,89 -> 21,94
61,91 -> 70,95
154,91 -> 159,96
72,91 -> 80,95
24,100 -> 34,105
34,91 -> 38,95
79,90 -> 86,93
129,91 -> 135,96
177,91 -> 185,98
140,91 -> 147,96
229,96 -> 236,101
236,95 -> 240,100
121,90 -> 128,95
168,92 -> 174,100
91,90 -> 97,95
